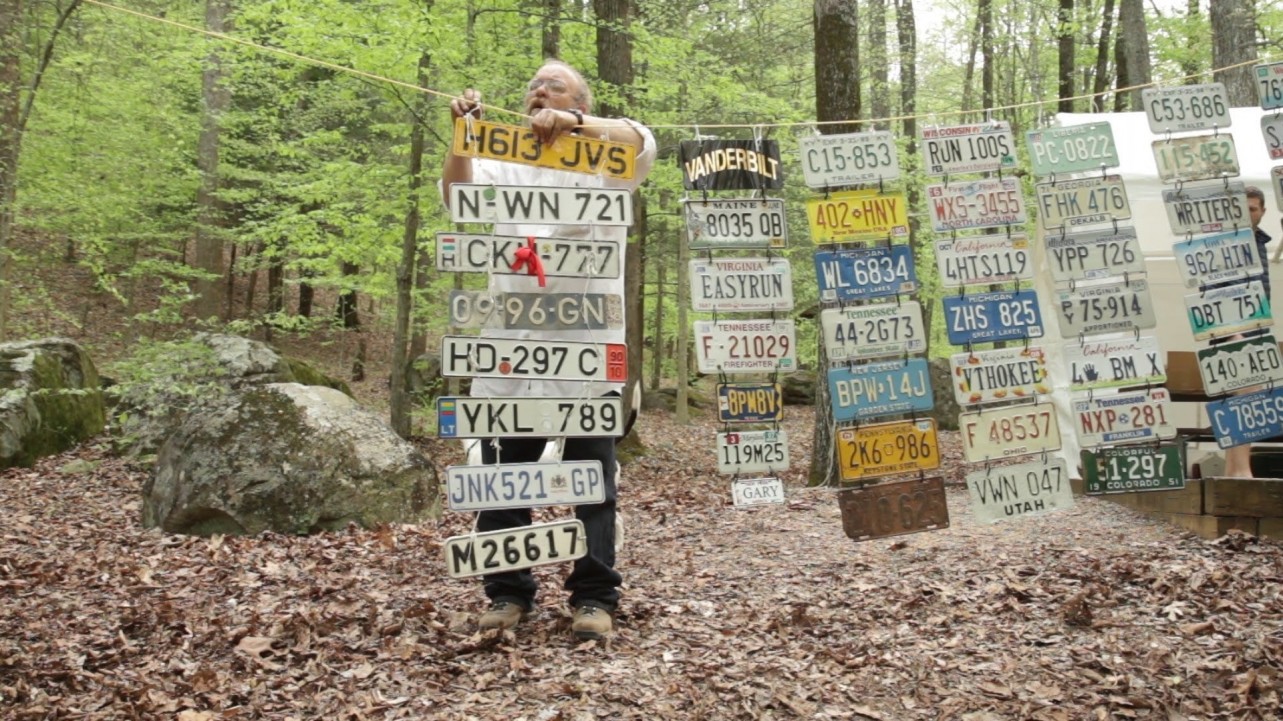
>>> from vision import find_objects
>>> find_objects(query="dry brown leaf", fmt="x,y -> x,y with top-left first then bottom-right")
1178,621 -> 1214,636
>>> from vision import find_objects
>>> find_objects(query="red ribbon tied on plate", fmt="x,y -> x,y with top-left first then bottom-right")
511,236 -> 546,287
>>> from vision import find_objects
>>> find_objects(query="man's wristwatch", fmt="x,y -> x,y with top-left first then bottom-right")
568,109 -> 584,134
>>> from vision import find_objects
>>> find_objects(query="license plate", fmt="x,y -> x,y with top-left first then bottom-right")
1026,121 -> 1119,177
814,245 -> 917,302
1162,182 -> 1248,236
695,319 -> 796,374
1143,83 -> 1230,134
448,290 -> 623,331
1073,388 -> 1176,448
949,346 -> 1050,406
717,383 -> 784,423
1263,114 -> 1283,160
684,198 -> 787,250
732,477 -> 786,508
1053,278 -> 1156,338
1046,225 -> 1145,283
450,184 -> 632,226
680,139 -> 783,191
820,301 -> 925,361
966,458 -> 1074,524
1197,333 -> 1283,396
943,290 -> 1044,345
798,130 -> 901,188
1081,444 -> 1186,495
1186,280 -> 1272,341
1259,61 -> 1283,110
1209,386 -> 1283,448
444,460 -> 605,512
1034,175 -> 1131,229
927,177 -> 1027,231
1172,228 -> 1260,288
936,233 -> 1034,287
828,358 -> 934,423
439,336 -> 627,383
435,233 -> 621,279
444,519 -> 587,579
806,190 -> 910,244
920,122 -> 1017,175
838,476 -> 950,542
1151,135 -> 1239,183
689,257 -> 793,312
960,403 -> 1061,463
436,397 -> 623,439
1065,334 -> 1166,391
452,118 -> 635,179
1275,167 -> 1283,210
836,419 -> 939,481
717,430 -> 789,475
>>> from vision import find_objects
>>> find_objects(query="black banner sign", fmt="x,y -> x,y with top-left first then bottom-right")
679,139 -> 784,191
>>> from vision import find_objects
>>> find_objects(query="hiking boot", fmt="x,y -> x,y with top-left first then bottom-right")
477,599 -> 528,630
571,604 -> 613,640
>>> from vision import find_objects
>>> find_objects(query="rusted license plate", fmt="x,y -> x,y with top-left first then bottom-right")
838,476 -> 950,542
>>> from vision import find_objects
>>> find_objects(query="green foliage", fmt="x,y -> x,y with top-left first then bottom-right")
104,337 -> 228,453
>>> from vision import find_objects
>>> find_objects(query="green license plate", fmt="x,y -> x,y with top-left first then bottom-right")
1080,443 -> 1186,494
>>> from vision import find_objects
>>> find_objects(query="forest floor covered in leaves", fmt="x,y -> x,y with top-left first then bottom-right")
2,408 -> 1283,720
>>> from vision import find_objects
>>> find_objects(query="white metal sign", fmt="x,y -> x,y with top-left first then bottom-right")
966,458 -> 1074,524
1162,181 -> 1248,236
689,257 -> 793,312
1142,83 -> 1230,134
439,336 -> 627,383
820,302 -> 925,361
1256,61 -> 1283,111
1263,114 -> 1283,161
435,233 -> 621,278
1172,228 -> 1261,289
1186,280 -> 1273,341
444,519 -> 587,579
451,184 -> 632,226
1152,134 -> 1239,183
926,177 -> 1027,232
949,346 -> 1051,406
1034,175 -> 1130,229
731,477 -> 786,508
1198,334 -> 1283,397
1274,167 -> 1283,211
799,130 -> 901,188
436,396 -> 623,439
695,319 -> 797,374
921,122 -> 1017,176
684,198 -> 787,250
936,233 -> 1033,287
1026,122 -> 1119,177
1073,388 -> 1176,448
717,429 -> 789,475
1065,334 -> 1166,391
448,290 -> 623,331
445,460 -> 606,512
1046,225 -> 1145,284
959,402 -> 1062,463
1054,278 -> 1156,338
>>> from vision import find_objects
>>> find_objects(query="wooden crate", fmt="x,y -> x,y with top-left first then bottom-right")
1144,511 -> 1259,538
1203,478 -> 1283,518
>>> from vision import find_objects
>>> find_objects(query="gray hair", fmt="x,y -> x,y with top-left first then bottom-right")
541,59 -> 593,112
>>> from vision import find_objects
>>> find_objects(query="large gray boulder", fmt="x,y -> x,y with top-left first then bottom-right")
0,338 -> 106,468
143,383 -> 437,536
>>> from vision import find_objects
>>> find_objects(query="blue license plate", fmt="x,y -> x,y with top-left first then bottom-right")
943,290 -> 1044,345
716,383 -> 784,423
814,246 -> 917,302
1208,386 -> 1283,448
828,358 -> 934,423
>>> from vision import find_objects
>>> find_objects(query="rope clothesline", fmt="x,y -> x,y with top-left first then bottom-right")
84,0 -> 1277,132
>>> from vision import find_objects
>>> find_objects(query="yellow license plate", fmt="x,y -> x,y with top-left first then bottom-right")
836,419 -> 939,481
452,118 -> 636,179
806,190 -> 909,244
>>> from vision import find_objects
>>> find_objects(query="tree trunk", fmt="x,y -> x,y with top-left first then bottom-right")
625,193 -> 645,431
1116,0 -> 1151,110
0,0 -> 20,342
650,260 -> 664,391
1057,0 -> 1075,113
542,0 -> 562,59
980,0 -> 994,111
961,10 -> 981,116
191,0 -> 232,322
814,0 -> 861,134
868,0 -> 888,128
897,0 -> 927,345
336,262 -> 360,329
297,273 -> 314,318
1092,0 -> 1115,111
1211,0 -> 1257,107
